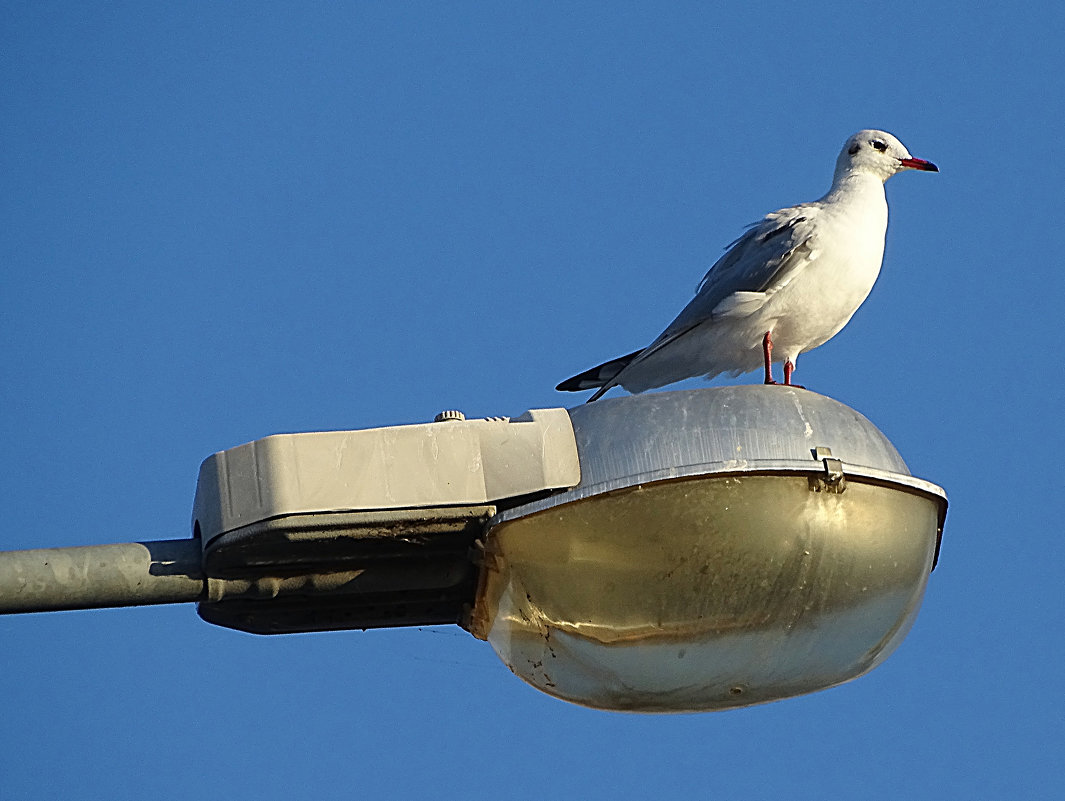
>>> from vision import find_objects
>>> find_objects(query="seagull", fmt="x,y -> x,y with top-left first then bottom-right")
556,129 -> 938,402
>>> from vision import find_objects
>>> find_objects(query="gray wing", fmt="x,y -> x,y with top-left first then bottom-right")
665,205 -> 819,337
585,205 -> 819,402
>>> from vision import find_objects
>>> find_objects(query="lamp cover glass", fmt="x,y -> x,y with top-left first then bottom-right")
472,473 -> 941,713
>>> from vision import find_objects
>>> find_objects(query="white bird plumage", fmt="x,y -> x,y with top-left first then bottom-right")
557,130 -> 938,401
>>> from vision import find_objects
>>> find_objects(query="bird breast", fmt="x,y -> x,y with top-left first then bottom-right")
765,199 -> 887,356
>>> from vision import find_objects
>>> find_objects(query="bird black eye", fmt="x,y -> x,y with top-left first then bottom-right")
871,139 -> 888,152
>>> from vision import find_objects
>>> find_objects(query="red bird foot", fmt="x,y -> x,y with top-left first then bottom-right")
762,333 -> 806,388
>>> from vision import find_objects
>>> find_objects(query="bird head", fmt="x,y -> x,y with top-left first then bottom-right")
834,130 -> 938,184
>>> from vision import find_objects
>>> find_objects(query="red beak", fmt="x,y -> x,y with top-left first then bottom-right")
899,157 -> 938,172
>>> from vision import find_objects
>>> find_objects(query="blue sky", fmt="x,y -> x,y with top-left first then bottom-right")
2,2 -> 1063,798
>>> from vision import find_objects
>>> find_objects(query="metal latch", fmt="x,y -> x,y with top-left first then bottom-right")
811,446 -> 846,493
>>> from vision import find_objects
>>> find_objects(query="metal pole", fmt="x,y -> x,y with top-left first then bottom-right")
0,539 -> 205,613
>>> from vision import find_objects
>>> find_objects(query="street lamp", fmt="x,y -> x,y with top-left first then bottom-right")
0,386 -> 946,713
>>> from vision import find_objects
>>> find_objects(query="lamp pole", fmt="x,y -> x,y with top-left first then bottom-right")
0,539 -> 203,613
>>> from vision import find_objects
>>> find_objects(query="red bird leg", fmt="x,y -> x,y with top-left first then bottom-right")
762,331 -> 778,385
783,359 -> 805,389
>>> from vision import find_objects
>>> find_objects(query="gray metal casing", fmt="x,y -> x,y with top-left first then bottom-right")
192,407 -> 580,547
190,407 -> 580,633
509,385 -> 945,532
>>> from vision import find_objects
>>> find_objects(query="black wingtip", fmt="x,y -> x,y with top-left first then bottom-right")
555,349 -> 644,394
555,376 -> 586,392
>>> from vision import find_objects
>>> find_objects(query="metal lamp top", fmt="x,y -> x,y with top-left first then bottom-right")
497,385 -> 946,523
